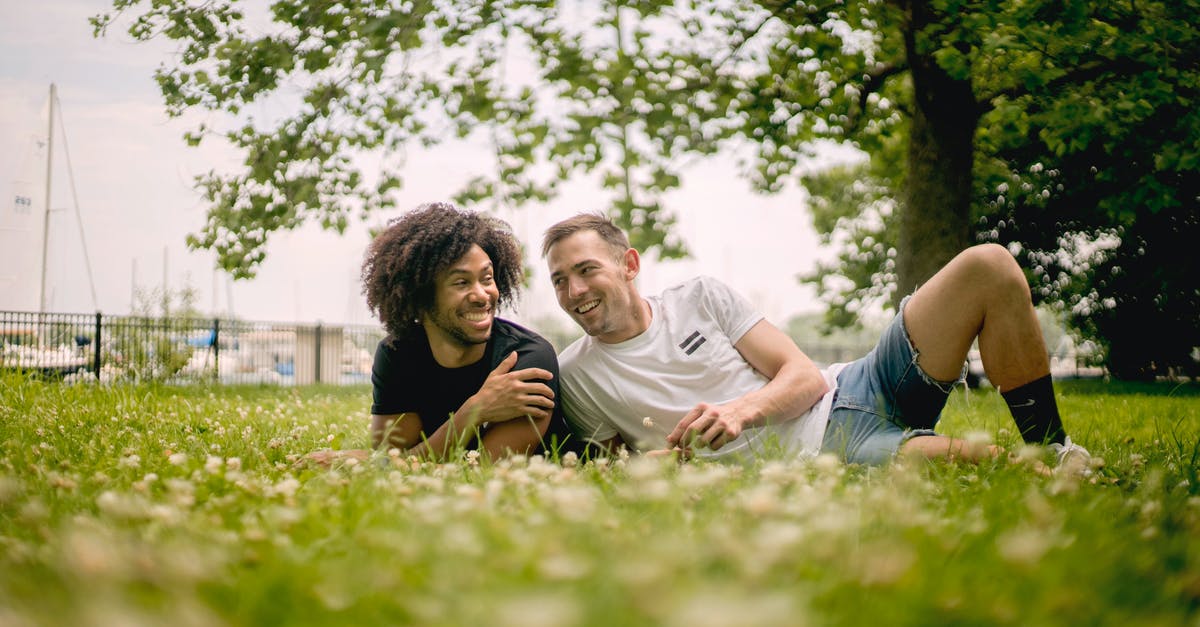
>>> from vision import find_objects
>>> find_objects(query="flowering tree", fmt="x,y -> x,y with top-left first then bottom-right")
95,0 -> 1199,377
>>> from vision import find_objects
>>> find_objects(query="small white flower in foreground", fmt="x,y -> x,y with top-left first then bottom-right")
271,477 -> 301,499
813,452 -> 842,474
996,526 -> 1053,566
168,453 -> 187,466
642,416 -> 655,428
964,430 -> 994,457
964,430 -> 993,447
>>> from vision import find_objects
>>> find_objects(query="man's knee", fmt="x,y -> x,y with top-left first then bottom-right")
960,244 -> 1029,296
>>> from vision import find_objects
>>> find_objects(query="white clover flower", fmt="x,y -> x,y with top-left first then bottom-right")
168,452 -> 187,466
226,457 -> 242,471
204,455 -> 223,474
117,454 -> 141,469
813,452 -> 842,474
271,477 -> 301,499
668,592 -> 794,627
0,477 -> 21,504
561,451 -> 579,468
996,526 -> 1053,566
739,484 -> 781,516
494,594 -> 580,627
963,430 -> 995,458
964,430 -> 993,448
642,416 -> 655,428
547,485 -> 599,521
625,456 -> 666,481
538,553 -> 592,581
96,490 -> 151,520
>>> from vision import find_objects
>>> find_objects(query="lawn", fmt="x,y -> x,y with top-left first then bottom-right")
1,375 -> 1198,626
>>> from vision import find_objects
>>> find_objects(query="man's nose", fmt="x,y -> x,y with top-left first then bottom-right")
468,281 -> 490,302
567,276 -> 586,299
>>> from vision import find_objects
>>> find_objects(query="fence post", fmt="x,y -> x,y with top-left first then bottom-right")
213,318 -> 220,383
314,322 -> 323,384
93,312 -> 102,376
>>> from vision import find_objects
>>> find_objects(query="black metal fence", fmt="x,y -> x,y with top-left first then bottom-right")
0,310 -> 385,385
2,310 -> 1106,387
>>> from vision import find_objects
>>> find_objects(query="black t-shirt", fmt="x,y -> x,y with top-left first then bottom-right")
370,318 -> 576,454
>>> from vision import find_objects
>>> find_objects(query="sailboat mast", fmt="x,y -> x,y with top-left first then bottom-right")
39,83 -> 56,312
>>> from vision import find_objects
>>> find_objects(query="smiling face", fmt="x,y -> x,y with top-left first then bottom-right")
546,230 -> 649,344
422,244 -> 499,366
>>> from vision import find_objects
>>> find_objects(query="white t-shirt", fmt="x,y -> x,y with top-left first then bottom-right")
558,276 -> 841,463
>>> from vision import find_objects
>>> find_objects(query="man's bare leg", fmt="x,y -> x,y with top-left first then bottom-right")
902,244 -> 1066,445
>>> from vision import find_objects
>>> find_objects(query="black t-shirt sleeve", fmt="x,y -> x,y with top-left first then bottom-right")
370,339 -> 411,415
490,324 -> 560,394
492,321 -> 583,455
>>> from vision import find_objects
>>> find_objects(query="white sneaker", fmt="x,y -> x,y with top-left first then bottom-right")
1050,436 -> 1092,477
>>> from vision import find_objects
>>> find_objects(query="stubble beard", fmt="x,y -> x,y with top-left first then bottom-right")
430,308 -> 491,348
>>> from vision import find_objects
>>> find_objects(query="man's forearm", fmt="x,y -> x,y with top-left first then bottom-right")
371,410 -> 483,462
736,360 -> 828,429
401,412 -> 482,461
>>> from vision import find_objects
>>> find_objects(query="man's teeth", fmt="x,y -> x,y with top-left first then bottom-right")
576,300 -> 600,314
463,311 -> 490,322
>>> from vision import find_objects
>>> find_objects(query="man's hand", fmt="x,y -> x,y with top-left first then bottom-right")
460,352 -> 556,426
666,402 -> 748,451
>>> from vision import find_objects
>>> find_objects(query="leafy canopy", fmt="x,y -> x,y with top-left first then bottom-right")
95,0 -> 1200,377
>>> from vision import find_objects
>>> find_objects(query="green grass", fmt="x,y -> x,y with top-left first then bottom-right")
1,374 -> 1198,626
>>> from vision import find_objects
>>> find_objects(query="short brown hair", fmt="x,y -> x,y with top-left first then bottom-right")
541,212 -> 630,259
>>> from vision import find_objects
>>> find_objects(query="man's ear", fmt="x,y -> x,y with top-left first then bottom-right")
622,248 -> 640,281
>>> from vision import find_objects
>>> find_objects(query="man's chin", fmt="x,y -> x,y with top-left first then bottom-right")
575,321 -> 604,337
458,327 -> 491,346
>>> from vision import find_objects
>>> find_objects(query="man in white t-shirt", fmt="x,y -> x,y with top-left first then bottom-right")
542,213 -> 1091,470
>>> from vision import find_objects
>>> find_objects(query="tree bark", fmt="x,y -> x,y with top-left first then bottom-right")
895,0 -> 980,306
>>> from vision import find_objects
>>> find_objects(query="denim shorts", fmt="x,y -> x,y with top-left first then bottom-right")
819,296 -> 963,465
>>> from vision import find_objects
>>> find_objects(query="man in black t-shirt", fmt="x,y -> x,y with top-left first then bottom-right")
313,202 -> 574,463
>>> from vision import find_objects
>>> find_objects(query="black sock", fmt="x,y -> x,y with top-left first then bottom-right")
1001,374 -> 1066,445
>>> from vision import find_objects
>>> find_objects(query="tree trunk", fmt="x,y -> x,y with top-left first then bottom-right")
895,0 -> 980,306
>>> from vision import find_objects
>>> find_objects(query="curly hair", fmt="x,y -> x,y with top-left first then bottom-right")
362,202 -> 524,338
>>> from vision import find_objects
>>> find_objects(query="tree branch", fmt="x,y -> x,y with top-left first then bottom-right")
708,1 -> 844,76
846,61 -> 909,133
979,45 -> 1200,113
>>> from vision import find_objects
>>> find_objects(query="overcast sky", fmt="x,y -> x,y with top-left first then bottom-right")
1,1 -> 849,333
